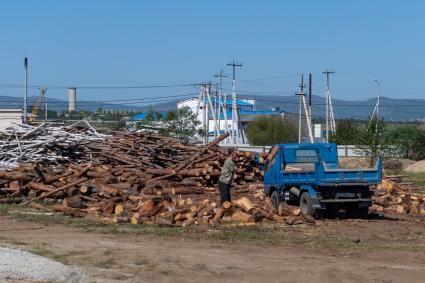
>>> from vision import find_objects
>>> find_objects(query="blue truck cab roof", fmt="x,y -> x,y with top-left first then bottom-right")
273,143 -> 338,167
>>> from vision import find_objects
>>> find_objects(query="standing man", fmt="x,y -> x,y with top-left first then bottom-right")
218,148 -> 237,204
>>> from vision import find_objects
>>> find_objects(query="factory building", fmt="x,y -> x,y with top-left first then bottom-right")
176,97 -> 285,136
0,109 -> 23,130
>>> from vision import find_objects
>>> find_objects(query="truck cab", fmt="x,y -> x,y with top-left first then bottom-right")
264,143 -> 382,218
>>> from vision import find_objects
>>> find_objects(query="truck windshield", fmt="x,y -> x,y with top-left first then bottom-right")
295,149 -> 319,162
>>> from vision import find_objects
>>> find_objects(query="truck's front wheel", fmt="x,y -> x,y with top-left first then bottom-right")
300,192 -> 315,216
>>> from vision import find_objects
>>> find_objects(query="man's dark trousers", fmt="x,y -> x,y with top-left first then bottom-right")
218,181 -> 231,204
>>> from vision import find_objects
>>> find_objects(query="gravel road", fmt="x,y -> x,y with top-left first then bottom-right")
0,247 -> 81,282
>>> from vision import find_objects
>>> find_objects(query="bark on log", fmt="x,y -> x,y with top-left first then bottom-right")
212,207 -> 224,224
21,178 -> 88,205
63,195 -> 82,208
145,168 -> 175,175
373,196 -> 390,207
27,182 -> 56,192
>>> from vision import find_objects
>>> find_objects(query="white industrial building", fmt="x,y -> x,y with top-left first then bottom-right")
0,109 -> 23,130
177,97 -> 284,135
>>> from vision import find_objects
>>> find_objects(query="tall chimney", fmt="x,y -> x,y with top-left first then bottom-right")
68,87 -> 76,112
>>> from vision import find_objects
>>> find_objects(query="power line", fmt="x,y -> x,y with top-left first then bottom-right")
0,83 -> 198,90
0,93 -> 198,104
337,72 -> 425,77
239,73 -> 300,82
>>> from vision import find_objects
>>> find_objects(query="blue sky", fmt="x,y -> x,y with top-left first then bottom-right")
0,0 -> 424,107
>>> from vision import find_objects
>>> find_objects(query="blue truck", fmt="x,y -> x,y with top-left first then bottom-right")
263,143 -> 382,218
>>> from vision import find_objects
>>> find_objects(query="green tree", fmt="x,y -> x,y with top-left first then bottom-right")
246,116 -> 297,146
144,107 -> 156,121
329,119 -> 359,145
164,111 -> 176,121
387,124 -> 425,161
166,107 -> 200,140
356,116 -> 393,166
136,107 -> 200,141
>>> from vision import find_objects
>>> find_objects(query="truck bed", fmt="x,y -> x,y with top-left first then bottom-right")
280,160 -> 382,186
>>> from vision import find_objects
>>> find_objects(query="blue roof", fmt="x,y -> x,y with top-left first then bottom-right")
216,109 -> 285,120
131,107 -> 285,121
131,111 -> 168,121
209,97 -> 253,106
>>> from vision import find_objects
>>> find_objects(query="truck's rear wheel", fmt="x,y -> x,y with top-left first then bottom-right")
300,192 -> 315,216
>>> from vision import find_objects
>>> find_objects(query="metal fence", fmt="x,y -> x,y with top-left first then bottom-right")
219,144 -> 364,157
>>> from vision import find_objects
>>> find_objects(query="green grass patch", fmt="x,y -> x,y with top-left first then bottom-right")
0,204 -> 13,215
404,171 -> 425,187
30,243 -> 73,264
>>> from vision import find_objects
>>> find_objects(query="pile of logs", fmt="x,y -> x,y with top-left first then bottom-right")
0,120 -> 106,168
0,162 -> 306,226
372,178 -> 425,215
82,132 -> 265,187
1,126 -> 424,224
0,131 -> 312,225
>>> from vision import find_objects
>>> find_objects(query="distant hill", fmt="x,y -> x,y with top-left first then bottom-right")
146,95 -> 425,121
240,95 -> 425,121
0,95 -> 144,112
0,95 -> 423,121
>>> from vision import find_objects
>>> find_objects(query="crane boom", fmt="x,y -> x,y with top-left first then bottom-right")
29,88 -> 47,123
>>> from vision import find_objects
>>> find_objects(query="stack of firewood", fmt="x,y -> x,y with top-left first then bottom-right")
371,178 -> 425,215
0,162 -> 307,226
0,132 -> 312,225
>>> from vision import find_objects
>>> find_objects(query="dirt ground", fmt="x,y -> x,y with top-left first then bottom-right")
1,212 -> 425,283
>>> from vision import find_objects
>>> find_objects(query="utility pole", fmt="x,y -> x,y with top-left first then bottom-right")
323,70 -> 336,142
222,93 -> 229,143
214,70 -> 228,141
196,83 -> 203,117
206,82 -> 220,139
297,75 -> 305,143
45,96 -> 48,121
372,79 -> 381,121
198,83 -> 207,145
226,61 -> 243,144
214,83 -> 219,139
308,73 -> 312,121
23,57 -> 28,124
295,75 -> 314,143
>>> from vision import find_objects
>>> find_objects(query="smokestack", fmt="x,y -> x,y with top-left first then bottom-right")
23,57 -> 28,124
68,87 -> 76,112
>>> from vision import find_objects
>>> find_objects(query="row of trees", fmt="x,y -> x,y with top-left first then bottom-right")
245,116 -> 297,145
330,117 -> 425,163
245,115 -> 425,164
